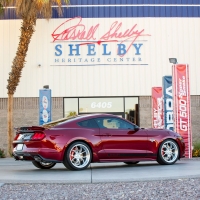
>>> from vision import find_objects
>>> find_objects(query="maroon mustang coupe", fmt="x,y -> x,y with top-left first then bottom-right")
13,114 -> 185,171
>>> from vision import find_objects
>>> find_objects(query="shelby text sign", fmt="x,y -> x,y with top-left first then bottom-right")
52,17 -> 151,66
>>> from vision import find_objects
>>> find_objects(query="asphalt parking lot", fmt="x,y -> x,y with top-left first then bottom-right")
0,158 -> 200,184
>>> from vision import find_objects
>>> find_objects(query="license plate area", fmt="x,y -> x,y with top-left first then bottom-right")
16,144 -> 24,151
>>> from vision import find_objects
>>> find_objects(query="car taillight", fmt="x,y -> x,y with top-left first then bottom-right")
14,134 -> 20,140
31,132 -> 45,140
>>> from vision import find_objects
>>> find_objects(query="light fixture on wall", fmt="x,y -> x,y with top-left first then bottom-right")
43,85 -> 49,89
169,58 -> 178,64
38,64 -> 41,67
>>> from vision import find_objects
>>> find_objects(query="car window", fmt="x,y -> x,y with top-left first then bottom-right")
117,119 -> 135,130
94,117 -> 134,130
54,116 -> 81,127
77,119 -> 99,128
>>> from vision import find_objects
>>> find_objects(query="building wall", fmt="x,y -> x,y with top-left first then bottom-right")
1,17 -> 200,97
190,96 -> 200,143
139,96 -> 152,128
0,96 -> 200,153
0,97 -> 63,151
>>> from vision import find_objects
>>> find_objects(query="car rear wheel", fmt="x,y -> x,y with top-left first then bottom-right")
124,161 -> 139,165
32,161 -> 56,169
157,139 -> 179,165
63,141 -> 92,171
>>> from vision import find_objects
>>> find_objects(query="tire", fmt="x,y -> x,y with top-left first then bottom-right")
157,139 -> 179,165
124,161 -> 139,165
63,141 -> 92,171
32,161 -> 56,169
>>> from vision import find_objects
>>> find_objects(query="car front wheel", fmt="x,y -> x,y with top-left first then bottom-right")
157,139 -> 179,165
63,142 -> 92,171
32,161 -> 56,169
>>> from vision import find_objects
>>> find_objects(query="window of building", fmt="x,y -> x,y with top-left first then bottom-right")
79,97 -> 124,113
63,96 -> 139,125
64,98 -> 78,117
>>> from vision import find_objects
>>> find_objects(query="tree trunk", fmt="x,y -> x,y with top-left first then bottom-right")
7,93 -> 13,156
6,17 -> 36,156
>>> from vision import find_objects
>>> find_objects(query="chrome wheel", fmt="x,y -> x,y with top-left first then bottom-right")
69,144 -> 91,169
40,162 -> 55,167
32,161 -> 56,169
160,140 -> 179,164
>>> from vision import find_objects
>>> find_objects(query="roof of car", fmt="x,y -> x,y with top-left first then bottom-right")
52,113 -> 122,128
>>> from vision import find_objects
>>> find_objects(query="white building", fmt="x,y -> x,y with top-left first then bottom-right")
0,1 -> 200,149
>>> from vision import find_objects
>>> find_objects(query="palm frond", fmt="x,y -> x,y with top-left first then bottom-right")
0,0 -> 13,14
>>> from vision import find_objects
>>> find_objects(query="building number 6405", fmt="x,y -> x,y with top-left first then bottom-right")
91,102 -> 112,109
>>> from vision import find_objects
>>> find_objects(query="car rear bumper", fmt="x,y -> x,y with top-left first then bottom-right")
13,151 -> 62,163
13,142 -> 64,162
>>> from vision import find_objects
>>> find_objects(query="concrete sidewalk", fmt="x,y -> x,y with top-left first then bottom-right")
0,158 -> 200,184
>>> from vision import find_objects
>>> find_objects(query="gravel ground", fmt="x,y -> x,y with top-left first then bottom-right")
0,178 -> 200,200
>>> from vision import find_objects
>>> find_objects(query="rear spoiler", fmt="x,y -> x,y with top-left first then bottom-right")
14,126 -> 45,134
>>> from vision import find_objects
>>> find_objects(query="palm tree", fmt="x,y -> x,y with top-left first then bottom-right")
0,3 -> 3,13
3,0 -> 70,155
0,0 -> 9,14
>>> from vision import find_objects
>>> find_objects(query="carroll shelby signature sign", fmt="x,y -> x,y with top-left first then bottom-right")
51,17 -> 151,66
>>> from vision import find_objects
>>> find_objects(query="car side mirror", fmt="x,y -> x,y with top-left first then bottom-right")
134,126 -> 140,131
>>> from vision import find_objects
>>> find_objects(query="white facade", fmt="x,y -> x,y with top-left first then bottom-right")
1,17 -> 200,97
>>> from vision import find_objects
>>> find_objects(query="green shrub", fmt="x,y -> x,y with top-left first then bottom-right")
192,141 -> 200,157
0,148 -> 6,158
67,111 -> 77,117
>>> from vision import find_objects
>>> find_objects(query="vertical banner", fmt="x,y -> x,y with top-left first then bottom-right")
152,87 -> 164,129
172,64 -> 192,158
162,76 -> 174,130
39,89 -> 52,125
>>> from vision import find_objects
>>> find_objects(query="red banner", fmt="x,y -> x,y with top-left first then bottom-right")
152,87 -> 164,129
172,64 -> 192,158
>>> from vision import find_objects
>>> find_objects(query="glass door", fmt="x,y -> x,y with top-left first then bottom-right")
79,97 -> 124,113
63,96 -> 139,125
79,112 -> 125,118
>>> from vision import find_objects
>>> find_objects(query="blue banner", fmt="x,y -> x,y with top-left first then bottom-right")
162,76 -> 173,130
39,89 -> 52,125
